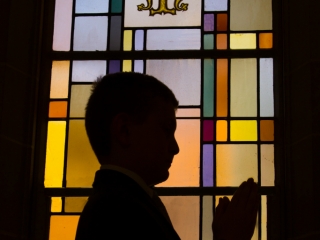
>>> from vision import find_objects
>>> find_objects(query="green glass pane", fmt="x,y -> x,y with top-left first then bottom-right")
111,0 -> 122,13
203,59 -> 214,117
203,34 -> 214,50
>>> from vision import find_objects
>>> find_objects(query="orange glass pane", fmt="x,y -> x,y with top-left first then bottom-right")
217,14 -> 228,31
259,33 -> 273,49
216,59 -> 228,116
216,34 -> 227,50
216,120 -> 227,141
49,216 -> 79,240
50,61 -> 70,99
260,120 -> 274,141
49,101 -> 68,118
176,108 -> 200,117
65,197 -> 88,212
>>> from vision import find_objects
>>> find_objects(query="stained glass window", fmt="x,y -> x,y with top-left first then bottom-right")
46,0 -> 275,239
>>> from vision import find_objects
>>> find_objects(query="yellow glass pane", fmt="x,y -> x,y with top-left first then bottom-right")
70,85 -> 92,118
123,30 -> 132,51
259,33 -> 273,49
230,58 -> 257,117
160,196 -> 199,240
122,60 -> 132,72
176,108 -> 200,117
260,120 -> 274,141
45,121 -> 66,187
230,120 -> 257,141
217,59 -> 228,117
261,144 -> 274,186
65,197 -> 88,212
50,61 -> 70,98
261,196 -> 267,240
158,120 -> 200,187
51,197 -> 62,212
216,144 -> 258,186
230,34 -> 256,49
202,196 -> 213,240
216,34 -> 227,49
49,216 -> 79,240
49,101 -> 68,118
216,120 -> 227,141
66,120 -> 99,187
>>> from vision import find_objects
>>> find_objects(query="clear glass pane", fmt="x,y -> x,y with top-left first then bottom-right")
203,144 -> 214,187
204,0 -> 228,11
45,121 -> 66,187
66,120 -> 99,187
230,33 -> 256,49
176,108 -> 200,117
203,59 -> 214,117
147,29 -> 201,50
70,85 -> 92,118
75,0 -> 109,13
51,197 -> 62,212
230,0 -> 272,30
230,58 -> 257,117
202,196 -> 213,240
50,61 -> 70,99
52,0 -> 72,51
261,144 -> 274,186
230,120 -> 258,141
134,30 -> 144,51
216,144 -> 258,186
204,34 -> 214,50
109,16 -> 122,50
124,0 -> 201,27
72,60 -> 106,82
65,197 -> 88,212
216,120 -> 227,141
73,16 -> 108,51
160,196 -> 199,240
260,58 -> 274,117
146,59 -> 201,106
49,216 -> 79,240
216,59 -> 228,117
204,14 -> 214,31
123,30 -> 132,51
49,101 -> 68,118
134,60 -> 144,73
158,120 -> 200,187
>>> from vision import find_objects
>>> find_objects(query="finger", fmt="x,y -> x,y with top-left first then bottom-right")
215,197 -> 225,221
246,182 -> 259,213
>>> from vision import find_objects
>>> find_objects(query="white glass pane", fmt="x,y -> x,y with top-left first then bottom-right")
147,29 -> 201,50
204,0 -> 228,11
73,16 -> 108,51
124,0 -> 201,27
75,0 -> 109,13
70,85 -> 92,118
135,30 -> 144,51
231,58 -> 257,117
72,61 -> 106,82
146,59 -> 201,106
134,60 -> 144,73
260,58 -> 274,117
202,196 -> 213,240
261,144 -> 274,186
53,0 -> 72,51
230,0 -> 272,30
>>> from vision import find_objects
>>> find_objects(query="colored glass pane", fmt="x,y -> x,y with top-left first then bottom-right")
216,34 -> 227,49
230,34 -> 256,49
230,0 -> 272,31
230,120 -> 257,141
202,196 -> 213,240
124,0 -> 201,27
122,60 -> 132,72
50,61 -> 69,99
259,33 -> 273,49
204,34 -> 214,50
75,0 -> 109,13
73,16 -> 108,51
49,216 -> 79,240
204,0 -> 228,11
203,120 -> 214,141
72,60 -> 106,82
109,16 -> 122,50
158,120 -> 200,187
216,59 -> 228,117
51,197 -> 62,212
49,101 -> 67,118
109,60 -> 121,73
70,85 -> 92,118
135,30 -> 144,51
134,60 -> 144,73
203,59 -> 214,117
66,120 -> 99,187
260,120 -> 274,141
45,121 -> 66,187
216,144 -> 258,186
123,30 -> 132,51
65,197 -> 88,212
230,58 -> 257,117
176,108 -> 200,117
111,0 -> 122,13
262,196 -> 267,240
146,59 -> 201,106
203,144 -> 214,187
261,145 -> 274,186
260,58 -> 274,117
160,196 -> 199,240
204,14 -> 214,31
216,120 -> 227,141
217,14 -> 228,31
52,0 -> 72,51
147,29 -> 200,50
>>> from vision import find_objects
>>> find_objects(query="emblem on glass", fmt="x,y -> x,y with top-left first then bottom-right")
137,0 -> 188,16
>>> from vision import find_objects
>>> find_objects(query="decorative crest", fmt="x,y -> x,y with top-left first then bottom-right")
137,0 -> 188,16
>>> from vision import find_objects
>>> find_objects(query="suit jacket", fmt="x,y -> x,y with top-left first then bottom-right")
76,169 -> 181,240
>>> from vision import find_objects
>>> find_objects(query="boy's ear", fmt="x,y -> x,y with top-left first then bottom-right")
110,113 -> 131,147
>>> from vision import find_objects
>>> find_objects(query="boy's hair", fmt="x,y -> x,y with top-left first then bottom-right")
85,72 -> 179,161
